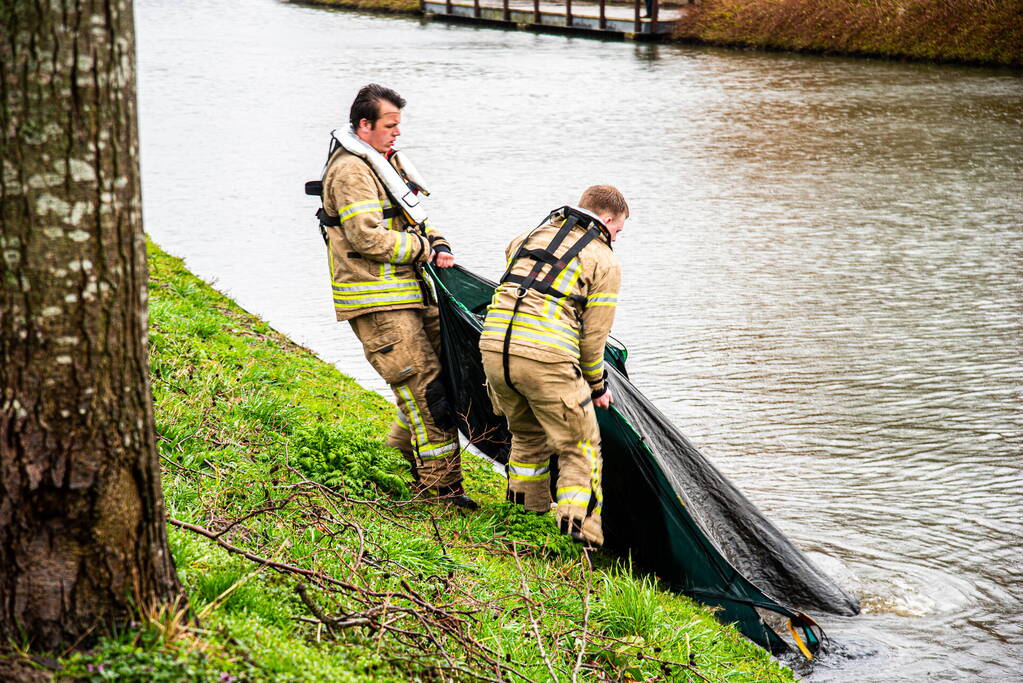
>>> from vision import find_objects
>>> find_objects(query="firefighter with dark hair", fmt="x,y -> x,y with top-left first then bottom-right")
318,84 -> 476,508
479,186 -> 628,545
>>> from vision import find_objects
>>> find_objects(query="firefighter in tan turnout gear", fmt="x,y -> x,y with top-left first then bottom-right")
480,186 -> 627,546
319,84 -> 476,508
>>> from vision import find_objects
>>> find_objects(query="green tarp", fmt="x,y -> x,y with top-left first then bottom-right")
429,265 -> 859,656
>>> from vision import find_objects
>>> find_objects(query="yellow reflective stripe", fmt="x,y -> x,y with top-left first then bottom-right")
484,310 -> 579,342
553,256 -> 581,291
509,458 -> 550,469
481,326 -> 579,355
487,307 -> 578,332
582,440 -> 602,514
334,294 -> 422,308
396,387 -> 455,460
339,199 -> 383,223
508,460 -> 551,481
339,199 -> 380,213
333,283 -> 420,296
582,363 -> 604,381
332,279 -> 422,308
391,232 -> 410,262
510,472 -> 550,482
326,243 -> 336,288
587,292 -> 617,307
333,286 -> 419,298
549,260 -> 583,320
331,278 -> 420,290
397,386 -> 429,446
420,440 -> 458,460
557,490 -> 591,507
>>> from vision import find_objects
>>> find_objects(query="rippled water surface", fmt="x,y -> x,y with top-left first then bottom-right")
135,0 -> 1023,678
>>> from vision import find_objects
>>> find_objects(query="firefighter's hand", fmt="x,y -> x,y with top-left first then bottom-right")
594,389 -> 613,410
431,250 -> 455,268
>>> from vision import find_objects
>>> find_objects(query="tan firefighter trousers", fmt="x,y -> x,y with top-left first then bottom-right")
480,350 -> 604,546
349,305 -> 462,488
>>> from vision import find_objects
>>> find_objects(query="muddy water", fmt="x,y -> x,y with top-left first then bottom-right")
135,0 -> 1023,678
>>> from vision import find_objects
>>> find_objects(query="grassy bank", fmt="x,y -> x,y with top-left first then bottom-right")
292,0 -> 1021,66
293,0 -> 420,15
672,0 -> 1023,66
24,242 -> 795,681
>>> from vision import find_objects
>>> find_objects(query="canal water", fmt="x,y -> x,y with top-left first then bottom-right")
134,0 -> 1022,679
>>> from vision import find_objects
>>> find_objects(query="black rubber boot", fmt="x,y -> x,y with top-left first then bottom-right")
435,483 -> 479,510
408,459 -> 425,496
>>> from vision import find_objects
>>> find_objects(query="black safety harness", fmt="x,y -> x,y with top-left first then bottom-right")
498,206 -> 612,396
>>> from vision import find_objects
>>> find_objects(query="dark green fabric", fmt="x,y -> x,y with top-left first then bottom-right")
429,265 -> 858,656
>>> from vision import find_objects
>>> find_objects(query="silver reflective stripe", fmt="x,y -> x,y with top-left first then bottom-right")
556,488 -> 591,507
339,199 -> 383,223
508,460 -> 551,481
581,357 -> 604,379
485,310 -> 579,341
334,292 -> 422,308
582,440 -> 603,515
392,232 -> 410,262
420,441 -> 458,460
587,294 -> 617,306
481,323 -> 579,355
508,461 -> 550,477
332,280 -> 420,294
397,386 -> 429,446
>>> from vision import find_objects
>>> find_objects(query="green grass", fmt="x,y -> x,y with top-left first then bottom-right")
49,241 -> 795,682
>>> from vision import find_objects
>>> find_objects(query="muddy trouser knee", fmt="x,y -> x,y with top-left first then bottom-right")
350,309 -> 461,488
481,352 -> 603,545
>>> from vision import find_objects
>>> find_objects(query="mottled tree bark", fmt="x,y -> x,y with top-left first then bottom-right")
0,0 -> 183,652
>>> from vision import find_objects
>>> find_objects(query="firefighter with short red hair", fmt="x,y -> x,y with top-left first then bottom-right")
480,185 -> 628,545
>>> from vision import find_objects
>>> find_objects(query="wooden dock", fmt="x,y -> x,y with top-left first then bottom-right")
421,0 -> 688,39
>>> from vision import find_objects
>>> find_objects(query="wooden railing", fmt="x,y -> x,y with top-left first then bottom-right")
425,0 -> 663,33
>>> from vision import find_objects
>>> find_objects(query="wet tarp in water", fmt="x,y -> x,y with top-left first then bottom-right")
429,265 -> 860,656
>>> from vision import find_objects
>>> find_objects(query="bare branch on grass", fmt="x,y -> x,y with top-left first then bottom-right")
511,542 -> 561,682
571,547 -> 593,683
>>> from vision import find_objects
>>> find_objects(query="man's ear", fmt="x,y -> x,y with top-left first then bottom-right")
358,118 -> 372,132
601,214 -> 615,226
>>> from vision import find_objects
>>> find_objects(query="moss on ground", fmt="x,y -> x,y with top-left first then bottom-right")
45,242 -> 795,681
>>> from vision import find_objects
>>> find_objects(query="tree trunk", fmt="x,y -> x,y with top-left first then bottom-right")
0,0 -> 183,652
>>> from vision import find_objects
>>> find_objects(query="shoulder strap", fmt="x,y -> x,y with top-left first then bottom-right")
498,208 -> 606,394
501,209 -> 606,305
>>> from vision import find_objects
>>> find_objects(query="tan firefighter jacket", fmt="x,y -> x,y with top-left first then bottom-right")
479,206 -> 621,394
321,147 -> 451,321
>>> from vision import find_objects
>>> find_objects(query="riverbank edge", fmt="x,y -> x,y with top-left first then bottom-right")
32,241 -> 796,681
288,0 -> 1022,67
